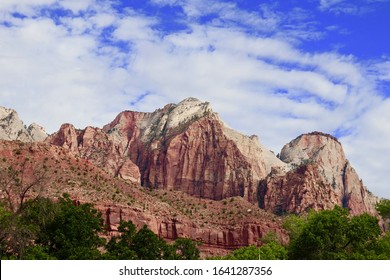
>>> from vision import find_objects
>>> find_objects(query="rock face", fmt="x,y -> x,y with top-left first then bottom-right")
48,98 -> 286,203
0,139 -> 287,256
47,100 -> 378,215
0,106 -> 47,142
0,100 -> 382,255
46,124 -> 140,183
98,202 -> 287,256
259,132 -> 378,215
101,97 -> 286,202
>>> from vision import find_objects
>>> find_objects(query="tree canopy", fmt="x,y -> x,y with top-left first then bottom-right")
1,194 -> 389,260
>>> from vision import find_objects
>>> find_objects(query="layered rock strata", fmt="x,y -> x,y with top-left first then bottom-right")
49,98 -> 286,203
259,132 -> 378,215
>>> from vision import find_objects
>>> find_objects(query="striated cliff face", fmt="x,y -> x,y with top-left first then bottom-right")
0,106 -> 47,142
0,139 -> 287,256
48,98 -> 286,203
0,101 -> 382,255
101,97 -> 286,202
97,198 -> 287,256
47,100 -> 378,215
46,123 -> 140,183
259,132 -> 378,215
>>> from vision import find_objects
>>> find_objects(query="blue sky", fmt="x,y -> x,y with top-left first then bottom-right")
0,0 -> 389,198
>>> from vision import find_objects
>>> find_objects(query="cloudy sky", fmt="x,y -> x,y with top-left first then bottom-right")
0,0 -> 389,198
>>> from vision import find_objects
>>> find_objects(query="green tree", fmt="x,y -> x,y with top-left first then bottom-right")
0,202 -> 38,259
289,206 -> 381,259
376,199 -> 390,231
376,199 -> 390,218
105,221 -> 175,260
283,214 -> 306,243
371,231 -> 390,259
104,220 -> 138,260
132,225 -> 172,260
39,194 -> 105,259
172,238 -> 201,260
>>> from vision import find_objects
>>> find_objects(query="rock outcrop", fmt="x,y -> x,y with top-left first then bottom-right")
0,106 -> 47,142
47,100 -> 379,215
48,98 -> 286,203
0,139 -> 287,256
101,97 -> 286,202
46,124 -> 140,183
259,132 -> 378,215
0,101 -> 383,256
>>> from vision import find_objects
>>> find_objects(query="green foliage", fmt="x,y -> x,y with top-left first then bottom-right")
376,199 -> 390,219
226,245 -> 261,260
371,231 -> 390,259
104,221 -> 200,260
104,220 -> 138,260
288,206 -> 382,259
218,242 -> 287,260
172,238 -> 201,260
41,194 -> 105,259
0,202 -> 38,259
1,194 -> 104,260
282,214 -> 306,243
259,241 -> 288,260
132,225 -> 172,260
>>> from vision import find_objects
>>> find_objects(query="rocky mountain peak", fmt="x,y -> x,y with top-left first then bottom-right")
260,131 -> 378,215
0,105 -> 47,142
280,131 -> 344,165
164,97 -> 213,130
27,123 -> 47,142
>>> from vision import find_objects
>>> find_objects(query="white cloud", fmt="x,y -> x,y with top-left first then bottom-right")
113,15 -> 157,42
341,98 -> 390,198
0,1 -> 389,198
319,0 -> 346,9
0,0 -> 57,15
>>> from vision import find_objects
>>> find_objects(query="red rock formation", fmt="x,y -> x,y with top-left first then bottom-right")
101,98 -> 285,203
47,99 -> 379,216
260,133 -> 378,215
96,202 -> 287,255
46,124 -> 140,183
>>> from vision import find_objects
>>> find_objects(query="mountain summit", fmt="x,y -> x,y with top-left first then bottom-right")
0,106 -> 47,142
0,99 -> 379,215
45,98 -> 378,215
0,99 -> 380,255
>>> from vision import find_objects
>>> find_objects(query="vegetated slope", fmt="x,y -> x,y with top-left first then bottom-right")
0,140 -> 286,257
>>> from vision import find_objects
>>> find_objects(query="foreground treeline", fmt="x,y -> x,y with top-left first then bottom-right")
0,194 -> 200,260
1,194 -> 389,260
216,203 -> 390,260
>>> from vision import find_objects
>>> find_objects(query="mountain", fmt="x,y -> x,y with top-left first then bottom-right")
0,106 -> 47,142
259,132 -> 378,215
0,139 -> 286,256
47,98 -> 377,215
0,99 -> 380,255
48,97 -> 286,204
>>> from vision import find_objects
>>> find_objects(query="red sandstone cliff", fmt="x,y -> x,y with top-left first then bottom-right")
0,101 -> 383,256
0,140 -> 286,256
49,98 -> 285,203
46,124 -> 140,183
47,100 -> 379,216
259,132 -> 378,215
